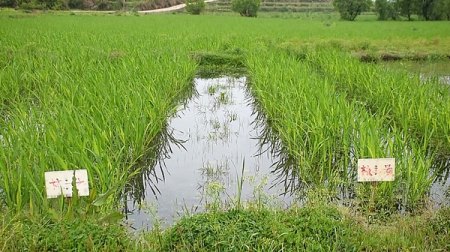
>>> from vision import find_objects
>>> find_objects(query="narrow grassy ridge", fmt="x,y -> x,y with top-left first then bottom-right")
142,204 -> 450,251
1,203 -> 448,251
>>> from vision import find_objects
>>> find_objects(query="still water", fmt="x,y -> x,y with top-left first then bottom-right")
382,60 -> 450,85
124,73 -> 449,231
125,77 -> 291,231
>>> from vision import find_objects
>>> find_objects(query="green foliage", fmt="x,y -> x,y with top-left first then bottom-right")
141,205 -> 450,251
0,0 -> 18,7
0,11 -> 449,251
0,14 -> 197,215
185,0 -> 205,15
18,0 -> 46,9
2,205 -> 449,251
418,0 -> 433,20
397,0 -> 418,20
15,0 -> 65,9
375,0 -> 399,20
231,0 -> 261,17
192,50 -> 247,77
425,0 -> 450,20
158,205 -> 359,251
333,0 -> 372,21
0,210 -> 130,251
396,0 -> 450,20
52,0 -> 68,9
67,0 -> 82,9
248,42 -> 450,212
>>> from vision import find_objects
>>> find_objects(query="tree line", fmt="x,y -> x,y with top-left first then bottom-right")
1,0 -> 449,20
334,0 -> 450,21
0,0 -> 123,10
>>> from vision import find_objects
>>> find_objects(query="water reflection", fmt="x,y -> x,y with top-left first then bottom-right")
250,99 -> 303,196
123,85 -> 195,205
125,77 -> 292,230
251,93 -> 450,209
381,60 -> 450,85
124,74 -> 449,230
430,156 -> 450,208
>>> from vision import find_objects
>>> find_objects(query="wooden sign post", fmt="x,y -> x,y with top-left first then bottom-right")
357,158 -> 395,221
357,158 -> 395,182
45,169 -> 89,198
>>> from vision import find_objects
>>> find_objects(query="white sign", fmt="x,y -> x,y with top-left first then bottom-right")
45,169 -> 89,198
357,158 -> 395,182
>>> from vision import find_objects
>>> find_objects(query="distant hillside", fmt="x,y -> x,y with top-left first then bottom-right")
206,0 -> 334,13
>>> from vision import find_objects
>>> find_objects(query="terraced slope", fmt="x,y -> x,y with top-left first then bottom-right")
206,0 -> 333,13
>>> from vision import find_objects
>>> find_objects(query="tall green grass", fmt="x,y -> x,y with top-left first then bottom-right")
0,12 -> 448,216
305,50 -> 450,159
247,47 -> 437,211
0,17 -> 198,213
0,12 -> 449,252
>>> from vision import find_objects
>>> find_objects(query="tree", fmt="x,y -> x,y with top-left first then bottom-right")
333,0 -> 372,21
441,0 -> 450,20
419,0 -> 435,20
397,0 -> 419,20
0,0 -> 18,7
425,0 -> 450,20
375,0 -> 399,20
36,0 -> 57,8
231,0 -> 260,17
399,0 -> 449,21
185,0 -> 205,15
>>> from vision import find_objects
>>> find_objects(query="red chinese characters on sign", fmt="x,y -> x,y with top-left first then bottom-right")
357,158 -> 395,182
48,177 -> 86,188
45,170 -> 89,198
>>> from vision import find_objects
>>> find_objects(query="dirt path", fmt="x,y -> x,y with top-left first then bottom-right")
66,0 -> 216,15
138,0 -> 217,13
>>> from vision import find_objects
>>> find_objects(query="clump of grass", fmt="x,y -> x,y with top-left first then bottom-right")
193,50 -> 247,78
0,210 -> 131,251
150,204 -> 358,251
280,38 -> 450,62
140,203 -> 450,251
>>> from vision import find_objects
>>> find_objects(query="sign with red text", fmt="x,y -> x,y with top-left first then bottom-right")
45,170 -> 89,198
357,158 -> 395,182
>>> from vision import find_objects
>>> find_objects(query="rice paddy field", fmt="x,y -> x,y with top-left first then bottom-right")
0,9 -> 449,251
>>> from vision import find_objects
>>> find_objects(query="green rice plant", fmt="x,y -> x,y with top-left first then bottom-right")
304,49 -> 450,185
246,46 -> 436,212
0,17 -> 198,215
1,10 -> 449,221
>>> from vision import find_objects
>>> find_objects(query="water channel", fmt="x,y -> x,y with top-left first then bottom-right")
124,66 -> 450,231
382,60 -> 450,85
125,77 -> 292,231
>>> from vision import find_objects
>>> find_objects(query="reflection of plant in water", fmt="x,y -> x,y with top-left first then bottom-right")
211,91 -> 232,110
207,85 -> 217,95
247,175 -> 273,209
210,119 -> 221,131
200,161 -> 229,183
138,201 -> 164,231
218,91 -> 229,104
207,120 -> 232,142
199,161 -> 230,211
205,181 -> 225,212
227,111 -> 238,122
